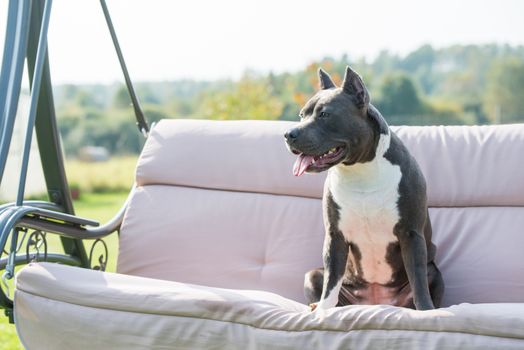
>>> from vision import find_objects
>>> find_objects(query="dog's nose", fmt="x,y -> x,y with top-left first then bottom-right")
285,129 -> 299,141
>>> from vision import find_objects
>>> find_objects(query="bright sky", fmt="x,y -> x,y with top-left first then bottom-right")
1,0 -> 524,84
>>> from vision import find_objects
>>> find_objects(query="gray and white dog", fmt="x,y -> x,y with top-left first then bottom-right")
285,67 -> 444,311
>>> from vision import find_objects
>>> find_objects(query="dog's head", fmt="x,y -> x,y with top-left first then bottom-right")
285,66 -> 384,176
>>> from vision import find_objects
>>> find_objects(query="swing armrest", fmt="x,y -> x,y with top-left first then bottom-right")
0,195 -> 129,314
0,205 -> 100,246
0,187 -> 133,244
21,207 -> 99,227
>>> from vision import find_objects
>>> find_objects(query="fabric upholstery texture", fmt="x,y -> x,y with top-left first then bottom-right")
137,120 -> 524,206
118,185 -> 524,307
14,119 -> 524,349
15,263 -> 524,350
121,119 -> 524,306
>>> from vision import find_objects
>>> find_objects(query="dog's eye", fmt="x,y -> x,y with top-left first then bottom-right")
299,113 -> 305,120
319,112 -> 329,118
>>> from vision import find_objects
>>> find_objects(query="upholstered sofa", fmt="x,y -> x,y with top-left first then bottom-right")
14,120 -> 524,349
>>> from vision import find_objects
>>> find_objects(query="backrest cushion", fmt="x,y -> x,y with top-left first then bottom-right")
119,185 -> 324,302
136,120 -> 524,207
118,119 -> 524,306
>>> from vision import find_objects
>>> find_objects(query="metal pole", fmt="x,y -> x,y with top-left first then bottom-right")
99,0 -> 149,137
0,0 -> 19,120
27,0 -> 89,267
0,0 -> 32,186
16,0 -> 53,206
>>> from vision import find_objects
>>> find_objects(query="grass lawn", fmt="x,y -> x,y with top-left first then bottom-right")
66,156 -> 137,194
0,191 -> 129,350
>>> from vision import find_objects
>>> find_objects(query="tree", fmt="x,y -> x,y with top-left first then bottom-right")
197,73 -> 283,120
483,58 -> 524,123
112,85 -> 132,109
400,44 -> 435,73
75,89 -> 99,108
375,73 -> 424,116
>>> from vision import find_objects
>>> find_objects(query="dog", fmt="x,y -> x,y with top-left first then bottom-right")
285,67 -> 444,311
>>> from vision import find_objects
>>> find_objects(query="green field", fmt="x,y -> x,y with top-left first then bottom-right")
66,156 -> 137,194
0,191 -> 129,350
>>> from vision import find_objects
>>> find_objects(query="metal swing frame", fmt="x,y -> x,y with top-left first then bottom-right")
0,0 -> 148,323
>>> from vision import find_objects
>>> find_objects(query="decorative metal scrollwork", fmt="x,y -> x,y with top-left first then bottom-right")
3,229 -> 28,256
25,230 -> 48,263
89,239 -> 108,271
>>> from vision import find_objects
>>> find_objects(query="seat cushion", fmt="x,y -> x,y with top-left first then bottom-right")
15,263 -> 524,350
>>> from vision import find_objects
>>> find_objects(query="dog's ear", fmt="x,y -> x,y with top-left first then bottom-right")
342,66 -> 369,109
318,68 -> 336,90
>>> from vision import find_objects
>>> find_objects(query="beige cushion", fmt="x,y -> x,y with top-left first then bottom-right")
137,120 -> 524,206
119,120 -> 524,306
118,185 -> 324,303
15,120 -> 524,349
15,263 -> 524,350
119,185 -> 524,307
431,207 -> 524,306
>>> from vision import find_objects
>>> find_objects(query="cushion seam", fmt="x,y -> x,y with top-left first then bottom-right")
132,183 -> 524,208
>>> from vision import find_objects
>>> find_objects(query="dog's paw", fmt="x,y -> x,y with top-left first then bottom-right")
309,303 -> 318,312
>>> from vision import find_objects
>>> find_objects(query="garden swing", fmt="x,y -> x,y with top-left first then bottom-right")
1,0 -> 524,349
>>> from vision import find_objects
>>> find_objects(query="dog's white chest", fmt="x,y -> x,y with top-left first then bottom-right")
328,138 -> 402,285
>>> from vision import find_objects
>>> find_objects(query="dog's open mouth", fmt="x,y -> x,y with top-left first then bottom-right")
292,146 -> 346,176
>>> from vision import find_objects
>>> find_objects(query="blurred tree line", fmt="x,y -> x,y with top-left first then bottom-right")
54,44 -> 524,156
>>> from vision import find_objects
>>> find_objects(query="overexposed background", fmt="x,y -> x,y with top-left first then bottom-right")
1,0 -> 523,83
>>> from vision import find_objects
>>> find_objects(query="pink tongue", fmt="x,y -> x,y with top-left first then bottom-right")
293,154 -> 315,176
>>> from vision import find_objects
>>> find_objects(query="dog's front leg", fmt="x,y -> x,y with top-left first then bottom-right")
313,231 -> 348,311
399,230 -> 434,310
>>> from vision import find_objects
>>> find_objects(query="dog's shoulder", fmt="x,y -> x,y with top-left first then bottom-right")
384,132 -> 426,190
384,130 -> 428,232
